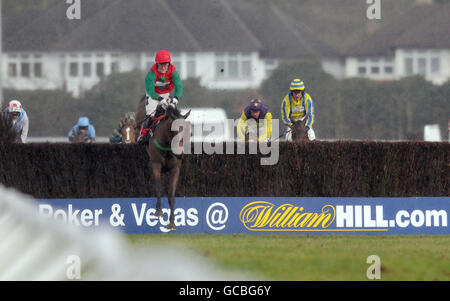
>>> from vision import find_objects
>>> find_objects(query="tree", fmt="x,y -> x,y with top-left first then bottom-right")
5,66 -> 449,140
82,70 -> 146,136
4,89 -> 80,136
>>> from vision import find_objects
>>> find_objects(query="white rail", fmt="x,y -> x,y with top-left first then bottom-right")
0,185 -> 248,280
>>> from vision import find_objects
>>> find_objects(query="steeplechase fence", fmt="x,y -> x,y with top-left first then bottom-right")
0,141 -> 448,199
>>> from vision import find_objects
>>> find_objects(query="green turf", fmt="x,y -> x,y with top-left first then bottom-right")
127,234 -> 450,281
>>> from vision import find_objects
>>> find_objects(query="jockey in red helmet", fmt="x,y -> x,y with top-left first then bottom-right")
138,50 -> 183,144
2,99 -> 29,143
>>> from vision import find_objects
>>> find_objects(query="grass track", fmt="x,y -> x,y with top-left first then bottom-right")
128,234 -> 450,281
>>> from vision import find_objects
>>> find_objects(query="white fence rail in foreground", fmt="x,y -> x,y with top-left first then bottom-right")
0,185 -> 248,281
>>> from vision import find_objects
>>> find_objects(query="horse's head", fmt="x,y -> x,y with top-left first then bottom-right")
165,106 -> 191,140
120,116 -> 137,144
121,123 -> 137,144
149,105 -> 191,156
72,132 -> 89,143
167,105 -> 191,120
292,119 -> 309,143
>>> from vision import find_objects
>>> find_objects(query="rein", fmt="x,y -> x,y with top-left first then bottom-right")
152,137 -> 172,152
152,136 -> 183,160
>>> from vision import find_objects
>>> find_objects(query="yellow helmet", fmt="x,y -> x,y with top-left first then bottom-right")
290,79 -> 305,91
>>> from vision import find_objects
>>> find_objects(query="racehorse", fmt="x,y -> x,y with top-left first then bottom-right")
146,105 -> 191,230
135,95 -> 147,129
120,118 -> 137,144
291,119 -> 309,143
0,115 -> 17,143
71,129 -> 94,143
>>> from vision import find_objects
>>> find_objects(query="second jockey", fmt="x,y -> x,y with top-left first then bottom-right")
237,99 -> 273,142
137,50 -> 183,144
281,78 -> 316,141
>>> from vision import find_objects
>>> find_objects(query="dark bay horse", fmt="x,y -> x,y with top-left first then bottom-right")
291,119 -> 309,143
0,115 -> 17,143
146,105 -> 191,230
135,95 -> 147,130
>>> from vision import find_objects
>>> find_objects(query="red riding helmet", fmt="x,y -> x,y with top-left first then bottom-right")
155,50 -> 171,64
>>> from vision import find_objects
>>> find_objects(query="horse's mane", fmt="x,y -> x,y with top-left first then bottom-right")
164,106 -> 183,120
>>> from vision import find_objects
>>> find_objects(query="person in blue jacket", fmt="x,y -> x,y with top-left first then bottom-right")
68,117 -> 96,143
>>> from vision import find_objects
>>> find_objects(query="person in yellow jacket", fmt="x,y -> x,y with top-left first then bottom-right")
237,99 -> 272,142
281,78 -> 316,141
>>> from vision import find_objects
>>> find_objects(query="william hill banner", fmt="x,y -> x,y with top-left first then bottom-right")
36,197 -> 449,235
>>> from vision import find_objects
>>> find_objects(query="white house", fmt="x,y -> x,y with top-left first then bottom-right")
344,3 -> 450,85
345,56 -> 396,81
394,49 -> 450,85
2,0 -> 347,98
2,0 -> 274,97
2,50 -> 268,97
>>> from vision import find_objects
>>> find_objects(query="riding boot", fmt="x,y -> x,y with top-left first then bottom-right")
137,132 -> 146,145
138,115 -> 151,144
155,105 -> 166,118
142,115 -> 152,129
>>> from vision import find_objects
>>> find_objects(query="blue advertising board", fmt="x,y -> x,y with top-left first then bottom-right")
35,197 -> 449,235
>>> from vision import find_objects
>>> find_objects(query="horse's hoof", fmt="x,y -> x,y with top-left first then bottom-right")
155,209 -> 163,217
166,223 -> 177,231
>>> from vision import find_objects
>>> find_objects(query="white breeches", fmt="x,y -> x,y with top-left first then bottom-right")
145,93 -> 170,116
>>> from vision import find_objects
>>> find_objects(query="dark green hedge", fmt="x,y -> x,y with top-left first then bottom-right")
0,142 -> 448,198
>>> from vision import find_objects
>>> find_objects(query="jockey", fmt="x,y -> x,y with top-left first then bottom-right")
68,116 -> 96,143
237,99 -> 273,142
110,112 -> 136,143
2,100 -> 29,143
281,78 -> 316,141
137,50 -> 183,144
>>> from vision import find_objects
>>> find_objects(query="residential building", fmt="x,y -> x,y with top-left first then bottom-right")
1,0 -> 341,97
345,3 -> 450,85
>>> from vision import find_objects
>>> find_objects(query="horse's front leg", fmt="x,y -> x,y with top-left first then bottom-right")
151,162 -> 163,218
167,161 -> 182,230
